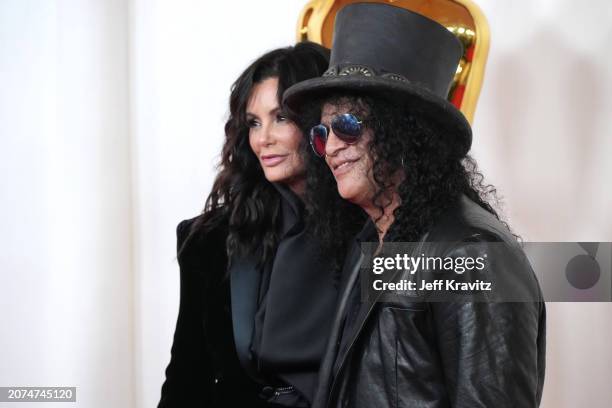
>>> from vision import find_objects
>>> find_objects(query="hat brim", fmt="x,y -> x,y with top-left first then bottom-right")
283,75 -> 472,156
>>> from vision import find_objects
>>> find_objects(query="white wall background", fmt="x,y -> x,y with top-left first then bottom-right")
0,0 -> 610,407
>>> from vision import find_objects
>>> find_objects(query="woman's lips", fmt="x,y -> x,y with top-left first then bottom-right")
260,154 -> 288,167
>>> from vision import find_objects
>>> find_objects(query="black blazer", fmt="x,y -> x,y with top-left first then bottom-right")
158,215 -> 271,407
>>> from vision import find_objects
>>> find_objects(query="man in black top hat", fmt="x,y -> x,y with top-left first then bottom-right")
284,3 -> 545,408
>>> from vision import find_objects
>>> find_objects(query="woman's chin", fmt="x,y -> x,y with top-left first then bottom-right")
263,170 -> 305,193
263,169 -> 291,184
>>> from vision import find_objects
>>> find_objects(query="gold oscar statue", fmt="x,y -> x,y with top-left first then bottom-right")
296,0 -> 489,124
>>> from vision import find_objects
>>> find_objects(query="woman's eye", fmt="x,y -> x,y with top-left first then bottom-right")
247,119 -> 260,128
276,113 -> 288,122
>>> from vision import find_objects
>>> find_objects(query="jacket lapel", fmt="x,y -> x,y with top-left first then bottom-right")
229,255 -> 261,381
329,239 -> 427,390
330,262 -> 388,381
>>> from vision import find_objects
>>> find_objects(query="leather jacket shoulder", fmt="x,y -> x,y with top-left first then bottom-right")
322,196 -> 546,408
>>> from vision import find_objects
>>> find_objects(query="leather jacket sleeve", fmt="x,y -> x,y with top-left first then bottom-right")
158,219 -> 214,407
429,238 -> 546,408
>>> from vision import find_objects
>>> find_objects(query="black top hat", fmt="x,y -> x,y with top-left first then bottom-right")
283,3 -> 472,155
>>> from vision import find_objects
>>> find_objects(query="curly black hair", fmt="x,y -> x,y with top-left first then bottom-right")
302,92 -> 510,245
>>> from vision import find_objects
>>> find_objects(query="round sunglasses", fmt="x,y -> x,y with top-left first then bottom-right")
309,113 -> 363,157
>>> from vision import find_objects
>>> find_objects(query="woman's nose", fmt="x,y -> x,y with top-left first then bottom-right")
257,123 -> 275,146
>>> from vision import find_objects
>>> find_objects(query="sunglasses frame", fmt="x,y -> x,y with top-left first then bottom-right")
309,113 -> 364,157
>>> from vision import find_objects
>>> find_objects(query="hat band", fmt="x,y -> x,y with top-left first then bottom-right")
323,64 -> 409,83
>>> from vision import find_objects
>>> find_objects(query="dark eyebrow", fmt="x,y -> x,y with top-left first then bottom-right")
246,106 -> 282,119
321,110 -> 338,124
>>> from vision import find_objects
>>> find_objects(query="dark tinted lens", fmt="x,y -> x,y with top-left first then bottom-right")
309,124 -> 328,157
331,113 -> 362,142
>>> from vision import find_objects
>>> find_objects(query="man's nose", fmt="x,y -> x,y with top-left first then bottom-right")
325,128 -> 347,157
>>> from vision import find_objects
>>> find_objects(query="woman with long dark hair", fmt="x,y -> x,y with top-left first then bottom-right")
158,42 -> 363,407
285,4 -> 545,408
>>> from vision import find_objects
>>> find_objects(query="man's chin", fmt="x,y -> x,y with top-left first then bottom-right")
337,187 -> 360,205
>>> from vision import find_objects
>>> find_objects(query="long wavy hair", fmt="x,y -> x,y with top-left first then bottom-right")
182,43 -> 364,270
302,93 -> 510,244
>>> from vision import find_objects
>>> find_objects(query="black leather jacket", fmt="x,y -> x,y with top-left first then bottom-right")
314,195 -> 546,408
